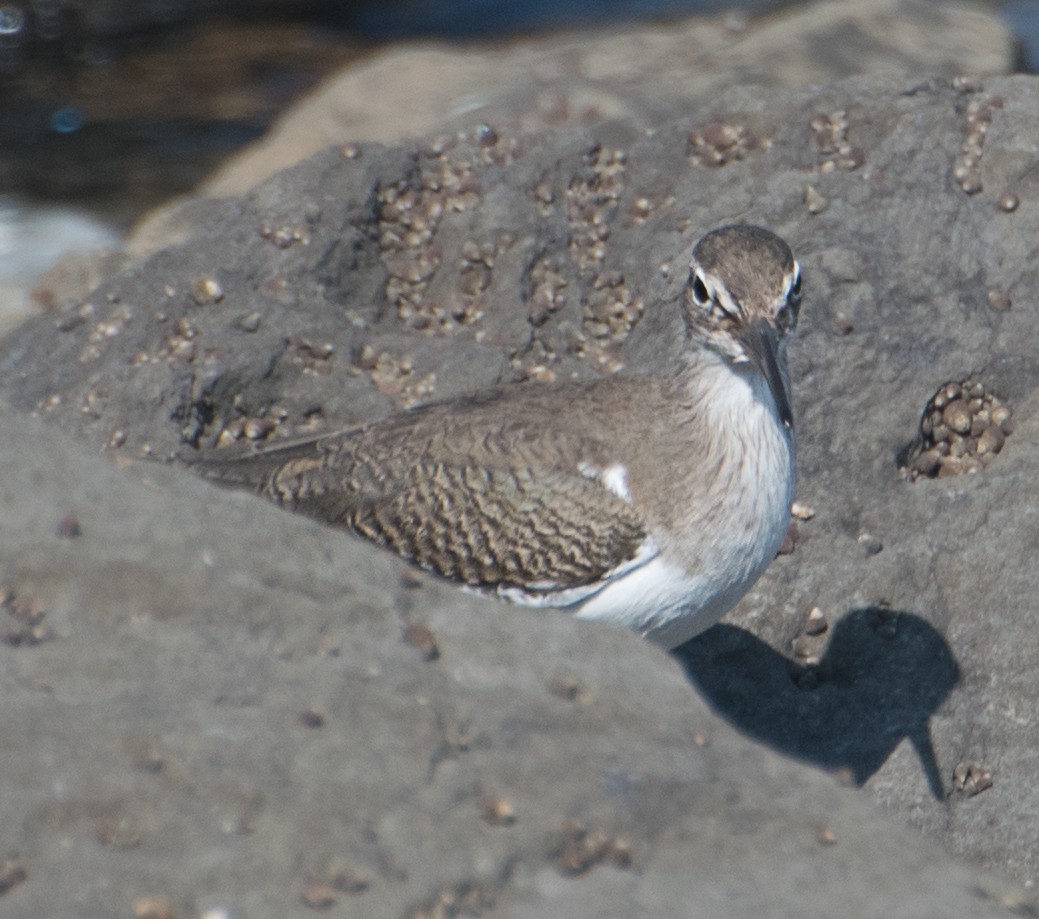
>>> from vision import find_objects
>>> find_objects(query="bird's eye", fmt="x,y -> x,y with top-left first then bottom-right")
691,273 -> 711,307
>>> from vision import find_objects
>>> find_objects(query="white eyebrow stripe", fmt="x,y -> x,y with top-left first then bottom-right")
698,269 -> 740,314
783,261 -> 802,297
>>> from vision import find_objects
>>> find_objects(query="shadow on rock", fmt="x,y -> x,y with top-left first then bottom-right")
675,609 -> 960,798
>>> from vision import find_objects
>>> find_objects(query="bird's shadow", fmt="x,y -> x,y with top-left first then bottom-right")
674,608 -> 960,798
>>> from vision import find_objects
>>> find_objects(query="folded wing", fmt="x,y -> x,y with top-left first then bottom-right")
189,420 -> 651,600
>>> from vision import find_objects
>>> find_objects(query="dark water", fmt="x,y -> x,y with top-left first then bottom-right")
0,0 -> 795,227
1003,0 -> 1039,71
0,0 -> 1033,246
347,0 -> 784,38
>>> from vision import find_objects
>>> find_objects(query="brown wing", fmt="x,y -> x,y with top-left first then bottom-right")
188,420 -> 648,593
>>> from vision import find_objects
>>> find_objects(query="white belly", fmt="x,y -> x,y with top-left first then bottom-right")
571,527 -> 784,650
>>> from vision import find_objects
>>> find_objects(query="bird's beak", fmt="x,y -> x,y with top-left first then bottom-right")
739,319 -> 793,429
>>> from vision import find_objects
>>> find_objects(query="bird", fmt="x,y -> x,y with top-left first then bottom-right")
189,224 -> 802,649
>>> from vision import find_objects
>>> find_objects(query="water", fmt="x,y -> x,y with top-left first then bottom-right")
349,0 -> 784,38
1002,0 -> 1039,70
0,195 -> 120,333
0,4 -> 27,72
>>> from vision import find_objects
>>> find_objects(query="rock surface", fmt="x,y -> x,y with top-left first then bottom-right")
2,46 -> 1039,919
196,0 -> 1014,198
2,0 -> 1012,335
0,404 -> 1024,918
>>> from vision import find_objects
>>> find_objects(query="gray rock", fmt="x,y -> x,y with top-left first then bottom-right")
0,405 -> 1023,918
193,0 -> 1014,197
3,69 -> 1039,911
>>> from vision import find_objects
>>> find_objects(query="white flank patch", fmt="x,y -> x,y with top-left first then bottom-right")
577,461 -> 631,501
600,463 -> 631,500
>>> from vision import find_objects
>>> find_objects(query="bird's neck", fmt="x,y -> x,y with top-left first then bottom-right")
657,347 -> 795,584
672,349 -> 790,438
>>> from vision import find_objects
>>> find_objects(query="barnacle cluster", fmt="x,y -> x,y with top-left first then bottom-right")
810,110 -> 864,172
688,121 -> 762,167
904,378 -> 1012,480
565,147 -> 644,368
377,127 -> 515,333
954,91 -> 1003,195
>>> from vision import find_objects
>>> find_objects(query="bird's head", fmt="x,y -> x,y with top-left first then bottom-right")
681,224 -> 802,427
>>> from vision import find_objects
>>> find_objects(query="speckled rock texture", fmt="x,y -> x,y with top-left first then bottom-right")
2,69 -> 1039,915
193,0 -> 1013,199
0,405 -> 1025,918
